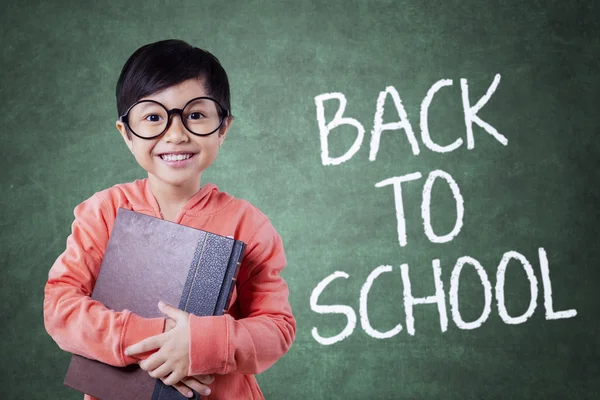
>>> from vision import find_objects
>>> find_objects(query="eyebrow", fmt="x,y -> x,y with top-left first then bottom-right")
139,97 -> 216,110
134,101 -> 164,111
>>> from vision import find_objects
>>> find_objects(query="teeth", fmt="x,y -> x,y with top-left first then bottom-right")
161,153 -> 192,161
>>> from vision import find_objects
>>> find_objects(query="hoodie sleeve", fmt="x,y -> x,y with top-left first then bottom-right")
43,193 -> 165,367
187,218 -> 296,376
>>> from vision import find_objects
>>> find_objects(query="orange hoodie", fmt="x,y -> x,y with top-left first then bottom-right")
43,179 -> 296,399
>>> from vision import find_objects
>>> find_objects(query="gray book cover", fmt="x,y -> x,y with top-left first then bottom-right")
63,208 -> 245,400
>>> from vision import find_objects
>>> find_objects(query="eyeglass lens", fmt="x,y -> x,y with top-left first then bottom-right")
127,98 -> 223,138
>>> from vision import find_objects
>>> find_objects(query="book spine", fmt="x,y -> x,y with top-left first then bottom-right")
214,240 -> 245,316
154,238 -> 246,400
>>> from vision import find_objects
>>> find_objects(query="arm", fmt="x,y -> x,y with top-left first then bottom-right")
43,194 -> 164,367
187,218 -> 296,376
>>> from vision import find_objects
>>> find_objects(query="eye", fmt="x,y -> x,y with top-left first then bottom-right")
188,112 -> 205,120
144,114 -> 163,122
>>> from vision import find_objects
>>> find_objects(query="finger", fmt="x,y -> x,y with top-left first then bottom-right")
162,369 -> 187,386
139,351 -> 167,372
172,381 -> 195,398
149,363 -> 173,380
125,334 -> 166,356
190,374 -> 215,385
164,318 -> 177,332
181,377 -> 212,397
158,301 -> 189,323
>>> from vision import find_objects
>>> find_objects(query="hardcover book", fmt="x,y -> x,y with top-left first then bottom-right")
63,208 -> 245,400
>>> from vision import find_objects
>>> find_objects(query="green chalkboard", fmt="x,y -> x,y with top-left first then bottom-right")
1,0 -> 599,399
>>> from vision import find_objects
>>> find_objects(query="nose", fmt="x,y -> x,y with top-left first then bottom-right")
162,112 -> 189,143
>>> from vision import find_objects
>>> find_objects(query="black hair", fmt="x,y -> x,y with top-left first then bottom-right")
116,39 -> 231,122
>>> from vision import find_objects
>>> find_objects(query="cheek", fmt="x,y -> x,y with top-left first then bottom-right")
131,140 -> 156,156
197,138 -> 220,154
130,143 -> 158,166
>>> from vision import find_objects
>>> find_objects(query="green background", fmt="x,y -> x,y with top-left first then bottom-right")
1,0 -> 599,399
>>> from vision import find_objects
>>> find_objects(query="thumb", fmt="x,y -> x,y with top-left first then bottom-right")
158,301 -> 187,322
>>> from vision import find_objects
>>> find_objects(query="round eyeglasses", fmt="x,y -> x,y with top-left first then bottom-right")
119,97 -> 229,139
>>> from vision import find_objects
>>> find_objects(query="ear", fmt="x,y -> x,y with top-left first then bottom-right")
218,116 -> 233,147
116,120 -> 134,153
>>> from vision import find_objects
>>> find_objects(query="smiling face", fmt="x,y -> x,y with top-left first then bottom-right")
116,78 -> 231,193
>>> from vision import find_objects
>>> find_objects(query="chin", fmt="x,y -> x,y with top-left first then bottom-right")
150,171 -> 200,188
167,176 -> 200,187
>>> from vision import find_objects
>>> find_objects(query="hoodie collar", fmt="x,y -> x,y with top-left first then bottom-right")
141,178 -> 218,219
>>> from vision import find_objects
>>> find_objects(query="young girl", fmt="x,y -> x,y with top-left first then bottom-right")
43,39 -> 296,399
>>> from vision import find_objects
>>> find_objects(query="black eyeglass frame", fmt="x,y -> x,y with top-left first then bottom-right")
119,96 -> 230,140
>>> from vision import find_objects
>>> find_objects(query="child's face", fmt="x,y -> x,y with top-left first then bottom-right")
116,78 -> 230,190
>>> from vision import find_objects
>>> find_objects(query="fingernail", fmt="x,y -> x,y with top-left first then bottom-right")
187,391 -> 193,398
124,348 -> 130,355
204,388 -> 211,395
158,301 -> 165,307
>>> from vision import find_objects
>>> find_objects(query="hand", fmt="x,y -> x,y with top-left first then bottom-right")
172,374 -> 214,398
125,301 -> 191,387
161,313 -> 213,397
164,317 -> 177,332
